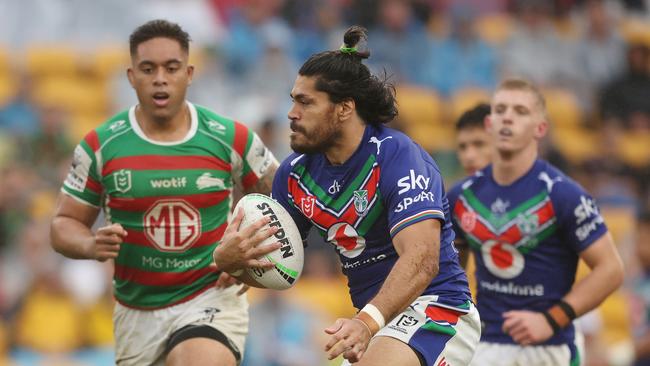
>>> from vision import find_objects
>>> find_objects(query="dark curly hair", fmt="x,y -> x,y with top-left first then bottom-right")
129,19 -> 191,57
298,26 -> 398,126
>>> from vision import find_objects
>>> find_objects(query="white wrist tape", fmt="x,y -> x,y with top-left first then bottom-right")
360,303 -> 386,329
227,269 -> 244,277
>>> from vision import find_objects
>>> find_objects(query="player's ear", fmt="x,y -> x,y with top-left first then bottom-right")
127,68 -> 135,88
337,98 -> 355,121
535,119 -> 549,139
186,64 -> 195,86
484,114 -> 493,131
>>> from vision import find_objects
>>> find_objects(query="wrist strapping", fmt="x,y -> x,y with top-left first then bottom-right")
360,303 -> 386,329
542,310 -> 561,334
544,300 -> 577,334
227,269 -> 244,276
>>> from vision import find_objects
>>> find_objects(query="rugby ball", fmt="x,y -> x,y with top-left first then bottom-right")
233,193 -> 304,290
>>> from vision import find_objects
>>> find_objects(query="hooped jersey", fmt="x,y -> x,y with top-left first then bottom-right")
447,159 -> 608,345
62,102 -> 276,309
272,124 -> 471,311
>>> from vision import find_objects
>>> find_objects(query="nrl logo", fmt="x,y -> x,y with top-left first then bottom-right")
114,169 -> 132,193
301,196 -> 316,219
353,190 -> 368,216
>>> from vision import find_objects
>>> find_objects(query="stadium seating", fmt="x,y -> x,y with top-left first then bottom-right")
616,131 -> 650,168
550,126 -> 601,164
543,87 -> 583,128
395,85 -> 455,151
24,44 -> 79,78
475,14 -> 514,45
448,87 -> 491,124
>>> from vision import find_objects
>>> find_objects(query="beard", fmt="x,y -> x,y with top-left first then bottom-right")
290,110 -> 341,154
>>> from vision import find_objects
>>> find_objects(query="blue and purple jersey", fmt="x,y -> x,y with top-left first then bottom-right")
272,124 -> 471,311
447,159 -> 608,345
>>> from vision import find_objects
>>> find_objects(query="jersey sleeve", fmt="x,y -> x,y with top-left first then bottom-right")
553,179 -> 608,252
379,139 -> 446,238
232,121 -> 278,191
271,157 -> 312,240
61,130 -> 103,207
446,180 -> 466,241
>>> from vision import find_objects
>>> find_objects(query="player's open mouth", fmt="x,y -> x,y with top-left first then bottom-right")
152,92 -> 170,107
499,128 -> 513,137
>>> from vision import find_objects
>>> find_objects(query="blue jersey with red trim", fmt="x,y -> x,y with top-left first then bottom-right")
272,125 -> 470,310
447,159 -> 608,345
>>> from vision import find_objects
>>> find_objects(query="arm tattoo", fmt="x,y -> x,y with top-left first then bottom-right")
245,163 -> 278,195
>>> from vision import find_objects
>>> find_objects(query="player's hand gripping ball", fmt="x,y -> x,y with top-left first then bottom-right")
233,193 -> 304,290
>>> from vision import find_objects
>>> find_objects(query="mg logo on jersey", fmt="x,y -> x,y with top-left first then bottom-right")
327,223 -> 366,258
301,196 -> 315,218
144,199 -> 201,252
481,239 -> 524,279
114,170 -> 132,193
353,190 -> 368,216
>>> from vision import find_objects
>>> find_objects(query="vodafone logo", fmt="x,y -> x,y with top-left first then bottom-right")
144,199 -> 201,252
481,239 -> 524,279
327,223 -> 366,258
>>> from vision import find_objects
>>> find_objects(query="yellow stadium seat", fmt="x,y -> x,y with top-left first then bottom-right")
68,113 -> 108,142
475,14 -> 514,45
91,45 -> 130,79
620,18 -> 650,48
448,88 -> 491,125
0,46 -> 12,76
24,44 -> 79,78
407,123 -> 456,152
550,126 -> 600,164
0,75 -> 16,107
33,76 -> 108,116
395,85 -> 444,127
542,88 -> 583,128
616,131 -> 650,168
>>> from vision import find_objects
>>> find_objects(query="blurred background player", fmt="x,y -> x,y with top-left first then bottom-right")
454,102 -> 492,301
50,20 -> 279,366
455,102 -> 492,176
447,78 -> 624,366
271,26 -> 480,366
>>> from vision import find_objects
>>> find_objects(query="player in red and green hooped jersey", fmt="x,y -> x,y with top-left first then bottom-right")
264,26 -> 481,366
50,20 -> 279,366
447,78 -> 625,366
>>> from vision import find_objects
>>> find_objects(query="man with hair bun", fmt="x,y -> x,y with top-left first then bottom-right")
271,25 -> 481,365
447,78 -> 624,365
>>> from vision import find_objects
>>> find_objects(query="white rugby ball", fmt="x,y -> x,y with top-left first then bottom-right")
233,193 -> 304,290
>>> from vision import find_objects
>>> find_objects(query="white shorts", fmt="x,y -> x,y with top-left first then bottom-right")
113,286 -> 248,366
344,295 -> 481,366
469,331 -> 585,366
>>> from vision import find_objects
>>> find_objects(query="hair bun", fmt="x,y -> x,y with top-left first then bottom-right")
341,25 -> 370,59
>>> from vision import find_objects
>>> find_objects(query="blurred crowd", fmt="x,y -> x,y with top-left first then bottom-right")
0,0 -> 649,365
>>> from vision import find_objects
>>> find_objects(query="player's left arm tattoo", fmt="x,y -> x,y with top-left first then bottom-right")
244,162 -> 278,195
